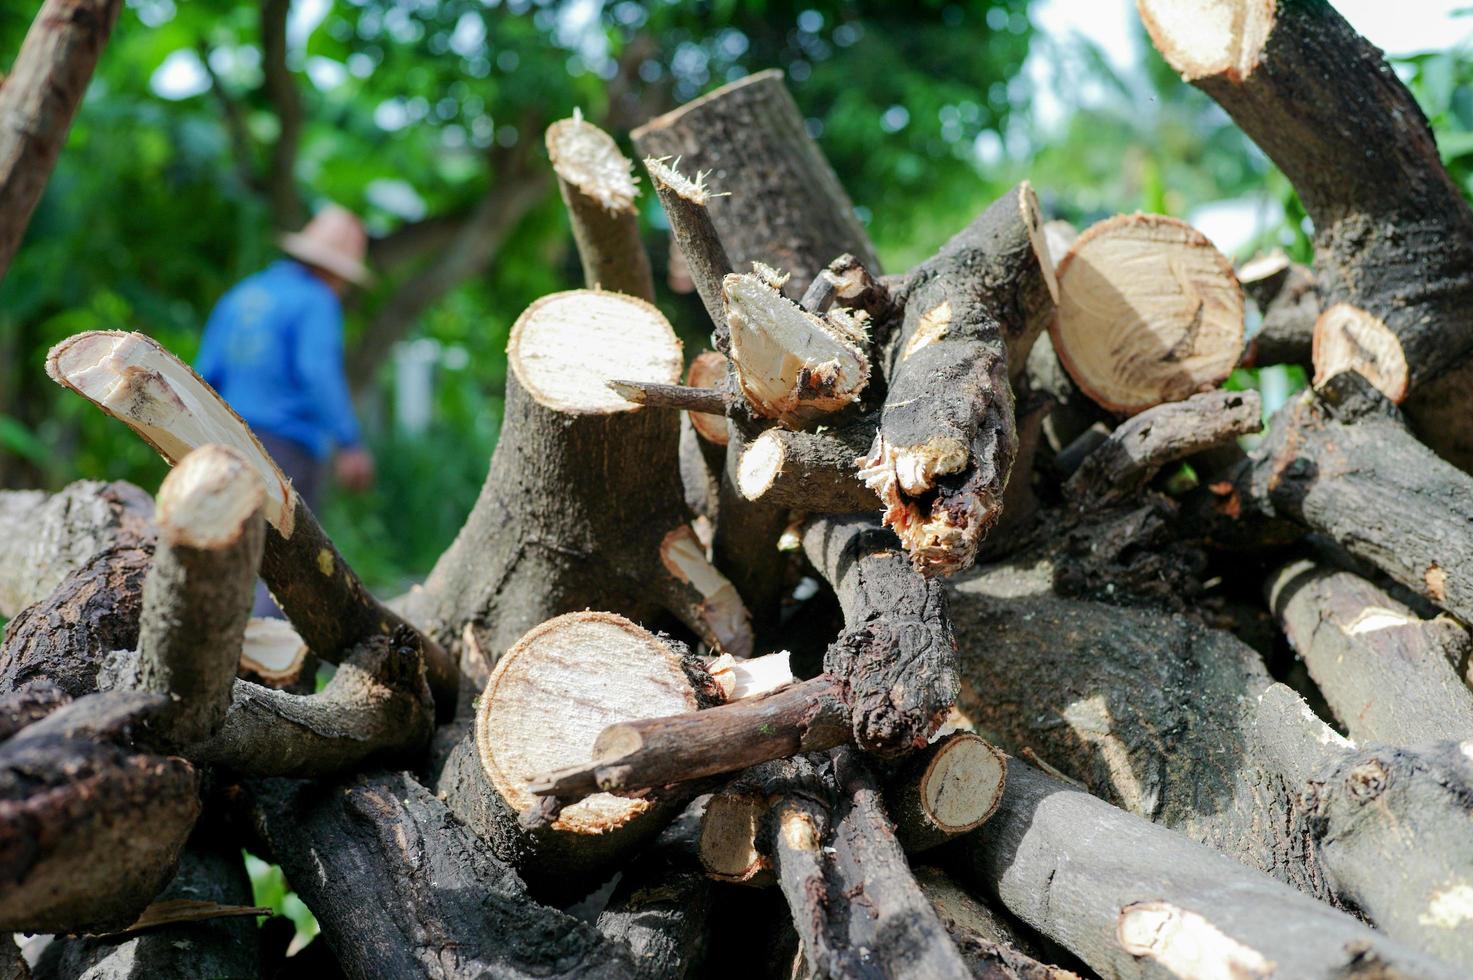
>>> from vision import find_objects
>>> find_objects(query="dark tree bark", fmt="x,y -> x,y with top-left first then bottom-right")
914,867 -> 1080,980
735,419 -> 878,514
957,760 -> 1463,980
259,0 -> 304,229
1140,0 -> 1473,470
1269,560 -> 1473,745
248,771 -> 637,980
0,0 -> 123,285
1238,254 -> 1317,370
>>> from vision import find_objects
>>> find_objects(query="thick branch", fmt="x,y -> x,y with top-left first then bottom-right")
1238,252 -> 1317,369
546,115 -> 654,300
735,421 -> 878,514
0,0 -> 122,284
643,156 -> 732,334
259,0 -> 303,229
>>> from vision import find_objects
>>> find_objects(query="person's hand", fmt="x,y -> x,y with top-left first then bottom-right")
335,447 -> 375,492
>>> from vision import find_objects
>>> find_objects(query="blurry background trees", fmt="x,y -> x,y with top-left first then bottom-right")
3,0 -> 1471,591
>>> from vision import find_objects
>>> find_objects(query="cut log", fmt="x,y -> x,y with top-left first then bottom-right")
761,749 -> 973,980
546,114 -> 654,301
405,292 -> 752,669
238,616 -> 312,690
957,760 -> 1462,980
33,841 -> 260,980
1243,371 -> 1473,625
44,331 -> 458,714
0,0 -> 123,283
685,350 -> 732,446
883,732 -> 1007,853
1050,213 -> 1244,415
0,694 -> 199,934
735,422 -> 878,514
0,542 -> 150,700
137,445 -> 265,747
1140,0 -> 1473,469
1238,252 -> 1317,369
1269,561 -> 1473,745
863,186 -> 1053,576
632,69 -> 881,301
248,771 -> 637,980
1064,389 -> 1261,509
643,156 -> 732,334
0,479 -> 152,618
804,515 -> 957,754
722,265 -> 871,427
949,567 -> 1473,965
436,612 -> 718,896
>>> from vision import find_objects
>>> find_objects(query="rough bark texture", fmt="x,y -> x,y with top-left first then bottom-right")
643,156 -> 732,334
0,693 -> 199,934
915,867 -> 1079,980
737,421 -> 878,514
714,416 -> 792,640
249,771 -> 636,980
0,0 -> 123,284
0,480 -> 152,618
546,116 -> 655,301
33,841 -> 260,980
804,515 -> 958,755
1141,0 -> 1473,469
632,69 -> 881,301
958,760 -> 1462,980
1245,371 -> 1473,624
1270,560 -> 1473,745
0,682 -> 70,741
763,749 -> 972,980
0,544 -> 151,699
863,186 -> 1051,576
1064,389 -> 1262,509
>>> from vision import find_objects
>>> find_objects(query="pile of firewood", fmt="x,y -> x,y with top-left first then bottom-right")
4,2 -> 1473,977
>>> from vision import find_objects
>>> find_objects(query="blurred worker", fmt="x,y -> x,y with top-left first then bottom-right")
196,203 -> 375,616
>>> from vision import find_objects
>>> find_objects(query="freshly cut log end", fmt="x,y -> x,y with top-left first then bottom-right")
1311,303 -> 1409,402
736,429 -> 788,501
1042,219 -> 1079,269
706,650 -> 794,700
699,789 -> 771,884
686,350 -> 730,445
1117,901 -> 1273,977
546,114 -> 640,213
1138,0 -> 1275,82
887,732 -> 1007,852
658,525 -> 753,659
45,331 -> 295,534
154,444 -> 265,550
509,291 -> 684,415
723,268 -> 870,426
475,611 -> 707,835
1051,213 -> 1244,415
238,617 -> 310,688
736,425 -> 879,514
644,154 -> 712,207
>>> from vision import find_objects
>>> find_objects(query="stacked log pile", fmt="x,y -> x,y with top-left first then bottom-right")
3,2 -> 1473,976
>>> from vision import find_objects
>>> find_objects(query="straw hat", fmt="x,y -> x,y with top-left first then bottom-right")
278,204 -> 373,286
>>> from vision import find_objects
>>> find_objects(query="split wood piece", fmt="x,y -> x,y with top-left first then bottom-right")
736,422 -> 878,513
0,694 -> 199,934
137,445 -> 266,748
43,331 -> 458,713
596,799 -> 713,980
33,842 -> 260,980
0,543 -> 151,699
864,186 -> 1053,575
804,514 -> 958,754
884,732 -> 1007,853
1050,213 -> 1244,415
1140,0 -> 1473,470
1244,371 -> 1473,625
185,625 -> 432,778
0,0 -> 123,282
949,571 -> 1473,965
0,479 -> 152,618
764,749 -> 973,980
529,673 -> 847,813
1238,252 -> 1317,369
915,867 -> 1081,980
957,759 -> 1462,980
546,114 -> 655,301
437,612 -> 720,896
249,771 -> 637,980
632,69 -> 882,301
644,156 -> 732,335
405,291 -> 753,669
238,616 -> 312,690
1064,388 -> 1262,510
1269,561 -> 1473,745
723,265 -> 870,427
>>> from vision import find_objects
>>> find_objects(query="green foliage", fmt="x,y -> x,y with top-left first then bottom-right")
244,850 -> 319,952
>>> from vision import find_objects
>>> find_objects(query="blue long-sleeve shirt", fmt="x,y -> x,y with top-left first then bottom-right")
196,260 -> 361,460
